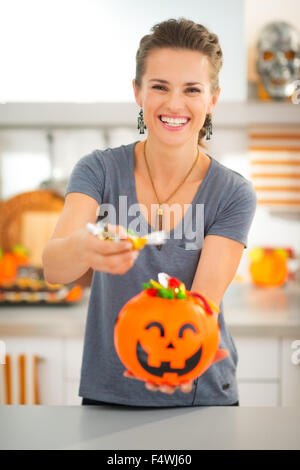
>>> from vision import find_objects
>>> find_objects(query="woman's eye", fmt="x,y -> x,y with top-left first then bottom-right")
152,85 -> 201,94
152,85 -> 166,91
186,88 -> 201,93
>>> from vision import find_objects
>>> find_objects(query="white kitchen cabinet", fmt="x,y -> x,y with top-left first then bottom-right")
65,381 -> 82,406
235,337 -> 280,380
281,338 -> 300,406
63,336 -> 283,407
238,382 -> 279,406
2,336 -> 64,405
1,336 -> 84,406
63,338 -> 83,405
64,338 -> 83,381
1,335 -> 299,406
234,336 -> 280,406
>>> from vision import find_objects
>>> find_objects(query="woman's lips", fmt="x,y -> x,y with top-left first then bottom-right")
158,116 -> 190,132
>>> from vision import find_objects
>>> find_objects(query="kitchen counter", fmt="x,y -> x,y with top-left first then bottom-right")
223,281 -> 300,337
0,405 -> 299,450
0,282 -> 299,337
0,288 -> 90,337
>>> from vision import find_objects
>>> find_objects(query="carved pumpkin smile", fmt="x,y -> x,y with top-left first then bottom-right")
136,340 -> 203,377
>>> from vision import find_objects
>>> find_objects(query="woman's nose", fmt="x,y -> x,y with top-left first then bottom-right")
164,90 -> 185,111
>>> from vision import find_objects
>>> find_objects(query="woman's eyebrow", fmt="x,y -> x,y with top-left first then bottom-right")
149,78 -> 204,86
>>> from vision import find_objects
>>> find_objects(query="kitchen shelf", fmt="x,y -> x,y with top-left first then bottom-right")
0,101 -> 299,129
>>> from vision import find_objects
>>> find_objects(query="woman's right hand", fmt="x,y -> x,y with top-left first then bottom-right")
76,222 -> 140,275
123,370 -> 194,394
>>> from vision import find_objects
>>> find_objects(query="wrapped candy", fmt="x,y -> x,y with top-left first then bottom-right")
86,222 -> 167,250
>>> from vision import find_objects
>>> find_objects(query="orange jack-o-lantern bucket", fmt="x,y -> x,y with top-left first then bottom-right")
114,273 -> 229,386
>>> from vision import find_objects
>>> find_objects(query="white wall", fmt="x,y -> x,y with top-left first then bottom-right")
0,0 -> 246,103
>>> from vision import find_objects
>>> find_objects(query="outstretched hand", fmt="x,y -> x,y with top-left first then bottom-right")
123,370 -> 194,394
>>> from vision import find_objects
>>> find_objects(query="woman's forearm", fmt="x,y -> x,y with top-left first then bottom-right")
42,229 -> 90,285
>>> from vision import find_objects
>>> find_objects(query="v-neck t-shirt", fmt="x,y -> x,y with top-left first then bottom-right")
64,140 -> 257,406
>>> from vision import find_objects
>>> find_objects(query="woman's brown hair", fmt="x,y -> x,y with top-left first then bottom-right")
135,17 -> 223,145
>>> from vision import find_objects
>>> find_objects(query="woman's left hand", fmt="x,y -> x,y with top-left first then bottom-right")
123,370 -> 194,394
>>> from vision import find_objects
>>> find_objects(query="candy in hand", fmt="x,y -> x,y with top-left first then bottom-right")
86,222 -> 167,251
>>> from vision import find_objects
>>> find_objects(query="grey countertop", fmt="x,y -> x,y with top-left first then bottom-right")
0,288 -> 89,337
0,282 -> 300,337
223,281 -> 300,336
0,405 -> 299,450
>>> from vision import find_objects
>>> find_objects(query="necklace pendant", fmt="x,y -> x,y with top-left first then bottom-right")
156,207 -> 163,251
143,140 -> 199,254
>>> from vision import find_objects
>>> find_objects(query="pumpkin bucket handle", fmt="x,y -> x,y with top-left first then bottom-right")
189,292 -> 219,316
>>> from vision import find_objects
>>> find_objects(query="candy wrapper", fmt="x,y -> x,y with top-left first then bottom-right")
86,222 -> 167,250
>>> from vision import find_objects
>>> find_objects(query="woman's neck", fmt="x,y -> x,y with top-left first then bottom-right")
135,138 -> 206,187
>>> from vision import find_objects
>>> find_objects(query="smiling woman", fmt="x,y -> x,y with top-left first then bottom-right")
135,21 -> 221,147
43,17 -> 257,408
133,47 -> 221,150
131,21 -> 222,237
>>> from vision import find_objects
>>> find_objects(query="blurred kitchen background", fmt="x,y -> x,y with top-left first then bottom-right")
0,0 -> 299,407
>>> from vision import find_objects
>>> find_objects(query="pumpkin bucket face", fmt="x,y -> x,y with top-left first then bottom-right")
114,291 -> 220,386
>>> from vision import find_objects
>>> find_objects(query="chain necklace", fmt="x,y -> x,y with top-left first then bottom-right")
143,140 -> 200,250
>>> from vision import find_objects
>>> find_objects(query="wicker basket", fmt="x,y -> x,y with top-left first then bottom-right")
0,190 -> 64,261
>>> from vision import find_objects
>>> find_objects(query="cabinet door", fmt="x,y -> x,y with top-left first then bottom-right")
64,338 -> 83,381
63,338 -> 84,405
281,338 -> 300,406
234,336 -> 280,406
66,381 -> 82,406
234,336 -> 280,380
238,382 -> 279,406
1,337 -> 64,405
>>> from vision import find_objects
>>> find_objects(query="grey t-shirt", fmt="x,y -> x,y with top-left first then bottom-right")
64,140 -> 257,406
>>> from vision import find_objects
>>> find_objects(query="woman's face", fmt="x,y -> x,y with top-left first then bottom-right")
133,48 -> 220,146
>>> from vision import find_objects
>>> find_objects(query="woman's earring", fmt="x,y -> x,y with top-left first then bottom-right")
205,115 -> 213,140
137,108 -> 147,134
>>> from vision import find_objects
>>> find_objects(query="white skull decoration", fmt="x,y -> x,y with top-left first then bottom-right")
256,21 -> 300,100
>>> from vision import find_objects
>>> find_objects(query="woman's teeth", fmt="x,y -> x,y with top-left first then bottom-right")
159,116 -> 189,127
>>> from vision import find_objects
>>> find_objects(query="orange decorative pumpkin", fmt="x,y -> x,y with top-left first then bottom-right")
0,252 -> 18,285
12,244 -> 29,266
65,285 -> 83,303
249,247 -> 289,287
114,273 -> 229,386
